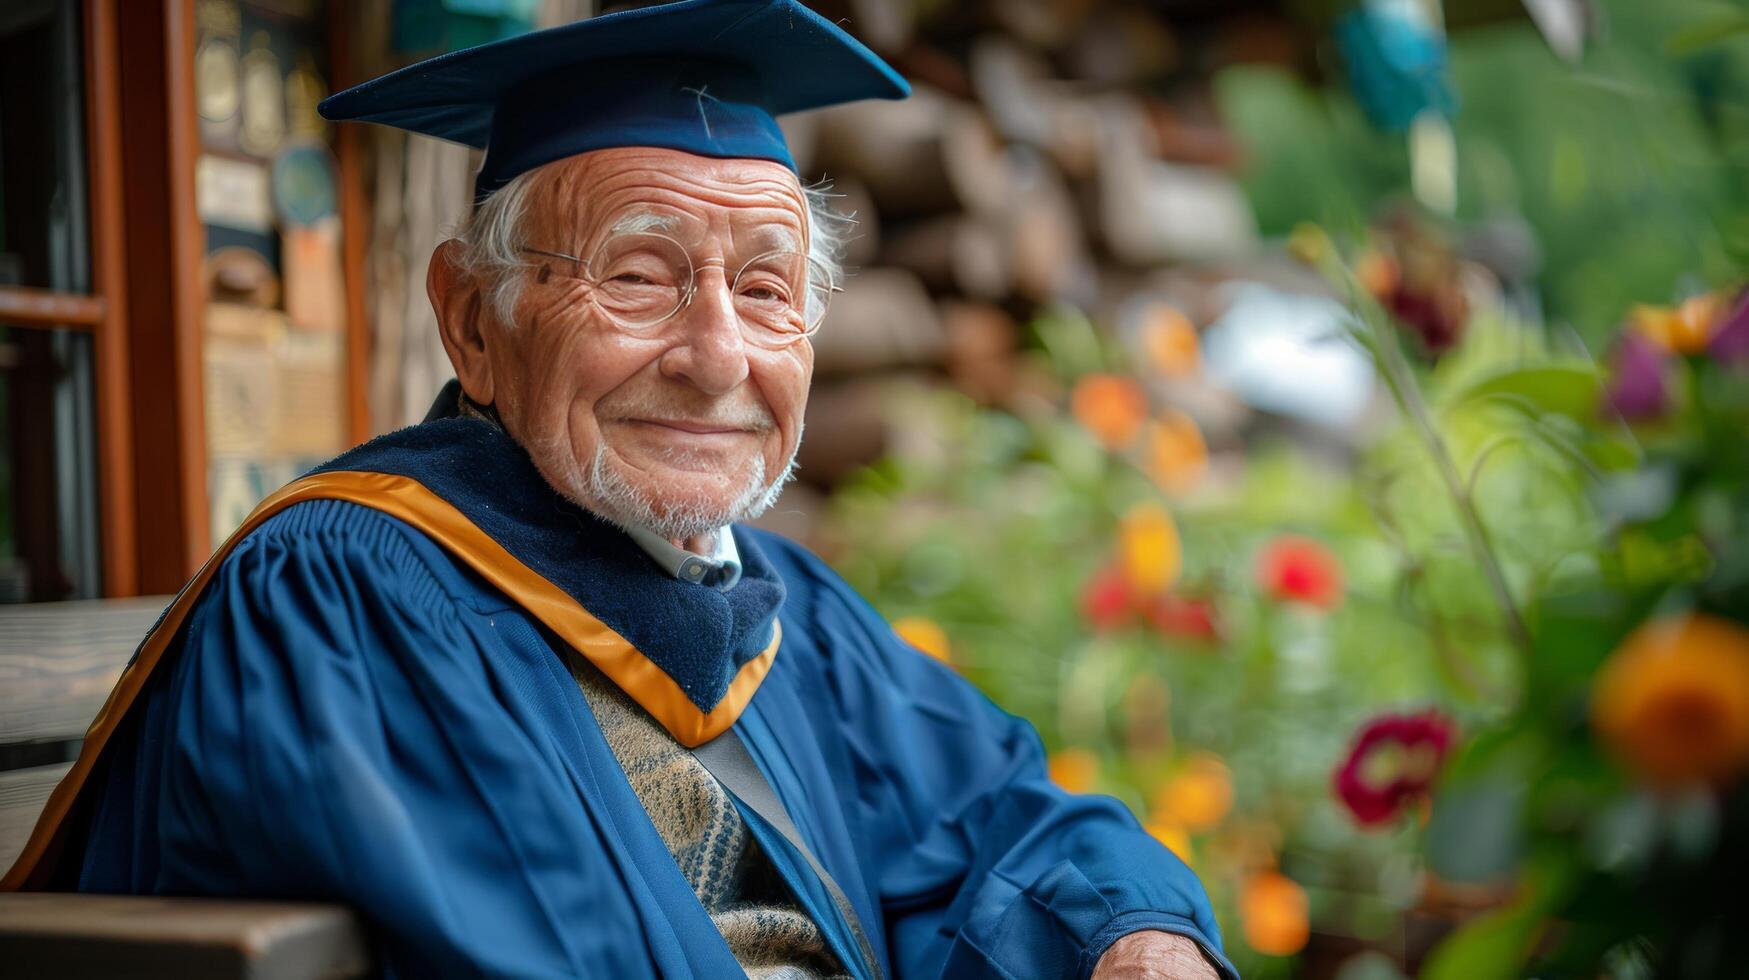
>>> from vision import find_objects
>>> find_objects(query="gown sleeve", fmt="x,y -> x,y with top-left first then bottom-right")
83,500 -> 658,979
778,545 -> 1238,980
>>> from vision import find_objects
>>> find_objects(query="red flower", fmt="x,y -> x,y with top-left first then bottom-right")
1144,594 -> 1220,642
1333,711 -> 1455,827
1080,564 -> 1134,632
1256,536 -> 1343,609
1387,284 -> 1467,356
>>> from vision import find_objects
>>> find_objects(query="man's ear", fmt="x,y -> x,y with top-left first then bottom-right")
429,239 -> 497,406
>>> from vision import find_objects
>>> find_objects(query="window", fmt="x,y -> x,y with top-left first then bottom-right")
0,0 -> 102,602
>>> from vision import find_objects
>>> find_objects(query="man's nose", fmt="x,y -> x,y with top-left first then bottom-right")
657,267 -> 750,395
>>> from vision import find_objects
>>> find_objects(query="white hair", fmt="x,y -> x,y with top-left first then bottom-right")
449,166 -> 854,327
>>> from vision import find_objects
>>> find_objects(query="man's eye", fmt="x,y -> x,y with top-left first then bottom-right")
612,273 -> 652,285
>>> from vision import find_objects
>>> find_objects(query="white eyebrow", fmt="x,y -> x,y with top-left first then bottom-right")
764,226 -> 801,251
608,209 -> 801,250
611,210 -> 679,234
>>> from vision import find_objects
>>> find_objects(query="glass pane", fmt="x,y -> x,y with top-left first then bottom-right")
0,326 -> 101,602
0,0 -> 90,293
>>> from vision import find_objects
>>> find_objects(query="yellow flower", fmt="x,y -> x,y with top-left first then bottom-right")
1151,752 -> 1233,832
1048,748 -> 1100,794
1071,374 -> 1148,450
1142,410 -> 1208,495
1118,501 -> 1182,597
1287,223 -> 1333,267
1239,871 -> 1310,957
1139,308 -> 1200,378
1591,613 -> 1749,788
1145,822 -> 1195,866
892,616 -> 952,664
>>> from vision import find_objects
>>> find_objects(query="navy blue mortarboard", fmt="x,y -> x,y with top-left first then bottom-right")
319,0 -> 910,199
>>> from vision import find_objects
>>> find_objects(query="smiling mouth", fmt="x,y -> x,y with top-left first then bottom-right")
622,418 -> 758,437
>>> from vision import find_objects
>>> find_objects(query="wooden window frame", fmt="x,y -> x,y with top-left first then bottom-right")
4,0 -> 373,598
0,0 -> 139,597
118,0 -> 210,594
85,0 -> 139,598
0,291 -> 106,330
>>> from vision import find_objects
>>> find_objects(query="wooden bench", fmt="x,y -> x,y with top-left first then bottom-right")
0,598 -> 369,978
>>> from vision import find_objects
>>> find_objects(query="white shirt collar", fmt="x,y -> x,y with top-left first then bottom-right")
624,524 -> 743,590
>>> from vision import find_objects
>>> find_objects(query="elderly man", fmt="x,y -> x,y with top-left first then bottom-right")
4,2 -> 1232,978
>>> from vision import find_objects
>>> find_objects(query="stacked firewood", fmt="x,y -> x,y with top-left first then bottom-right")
757,0 -> 1304,537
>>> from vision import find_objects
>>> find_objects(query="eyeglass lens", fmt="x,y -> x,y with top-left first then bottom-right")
582,232 -> 829,344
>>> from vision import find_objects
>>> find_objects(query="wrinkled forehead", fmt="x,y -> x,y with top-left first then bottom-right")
525,147 -> 808,253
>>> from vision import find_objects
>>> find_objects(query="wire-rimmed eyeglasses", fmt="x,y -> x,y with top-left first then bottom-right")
519,230 -> 838,348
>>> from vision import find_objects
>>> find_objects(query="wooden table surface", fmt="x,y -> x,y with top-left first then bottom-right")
0,893 -> 369,978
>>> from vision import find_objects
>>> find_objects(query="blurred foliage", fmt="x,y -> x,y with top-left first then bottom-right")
819,6 -> 1749,976
821,238 -> 1748,977
1216,0 -> 1749,344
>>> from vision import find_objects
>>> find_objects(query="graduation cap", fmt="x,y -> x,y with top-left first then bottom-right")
319,0 -> 910,199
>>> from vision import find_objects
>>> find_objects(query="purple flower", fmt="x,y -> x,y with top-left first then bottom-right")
1606,332 -> 1669,421
1708,289 -> 1749,365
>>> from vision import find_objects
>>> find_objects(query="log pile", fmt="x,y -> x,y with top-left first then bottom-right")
776,0 -> 1307,536
352,1 -> 1318,539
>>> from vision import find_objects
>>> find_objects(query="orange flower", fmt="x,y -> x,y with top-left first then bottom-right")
892,616 -> 952,665
1119,502 -> 1182,597
1142,410 -> 1208,495
1678,293 -> 1728,351
1239,870 -> 1310,957
1256,535 -> 1343,610
1048,748 -> 1100,794
1071,374 -> 1148,449
1151,752 -> 1233,832
1630,304 -> 1684,353
1139,308 -> 1200,378
1632,293 -> 1725,355
1354,249 -> 1400,300
1145,822 -> 1195,865
1591,613 -> 1749,788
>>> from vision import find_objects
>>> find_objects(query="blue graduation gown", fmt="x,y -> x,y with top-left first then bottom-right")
26,415 -> 1233,979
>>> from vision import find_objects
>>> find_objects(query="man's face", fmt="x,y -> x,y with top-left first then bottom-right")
466,147 -> 813,538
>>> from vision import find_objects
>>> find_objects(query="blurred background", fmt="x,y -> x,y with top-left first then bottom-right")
3,0 -> 1748,976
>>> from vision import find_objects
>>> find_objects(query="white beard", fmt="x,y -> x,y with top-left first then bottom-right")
575,433 -> 800,541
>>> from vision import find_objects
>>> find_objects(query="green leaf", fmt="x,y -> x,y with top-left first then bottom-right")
1578,432 -> 1642,471
1663,15 -> 1749,56
1522,413 -> 1643,474
1447,363 -> 1603,420
1420,852 -> 1575,980
1420,903 -> 1542,980
1030,306 -> 1108,379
